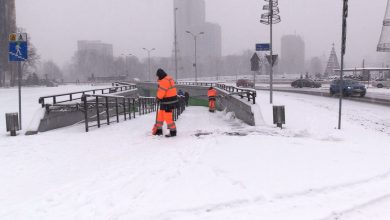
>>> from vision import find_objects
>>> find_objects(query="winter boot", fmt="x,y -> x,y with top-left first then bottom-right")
154,129 -> 163,136
166,130 -> 176,137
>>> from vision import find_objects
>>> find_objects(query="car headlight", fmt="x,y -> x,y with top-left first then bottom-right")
347,86 -> 352,89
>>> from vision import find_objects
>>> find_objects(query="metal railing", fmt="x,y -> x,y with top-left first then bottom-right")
81,94 -> 186,132
177,81 -> 217,87
176,81 -> 256,104
38,84 -> 137,107
216,83 -> 256,104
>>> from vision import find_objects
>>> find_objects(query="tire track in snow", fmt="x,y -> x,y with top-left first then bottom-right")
318,193 -> 390,220
152,168 -> 390,219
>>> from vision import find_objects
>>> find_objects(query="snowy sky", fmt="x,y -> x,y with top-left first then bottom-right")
15,0 -> 388,67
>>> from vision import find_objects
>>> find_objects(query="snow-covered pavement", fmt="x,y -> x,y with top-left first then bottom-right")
0,88 -> 390,219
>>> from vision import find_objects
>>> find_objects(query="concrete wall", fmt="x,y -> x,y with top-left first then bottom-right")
137,82 -> 256,126
35,89 -> 139,133
216,89 -> 255,126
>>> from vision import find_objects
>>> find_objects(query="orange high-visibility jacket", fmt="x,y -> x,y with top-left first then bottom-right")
157,75 -> 177,104
208,89 -> 217,100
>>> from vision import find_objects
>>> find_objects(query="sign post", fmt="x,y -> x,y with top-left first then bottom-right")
338,0 -> 348,130
251,53 -> 260,88
9,33 -> 28,130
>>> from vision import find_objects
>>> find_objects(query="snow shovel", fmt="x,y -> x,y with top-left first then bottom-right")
152,101 -> 160,135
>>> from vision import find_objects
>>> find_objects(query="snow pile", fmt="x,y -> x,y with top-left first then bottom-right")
0,88 -> 390,219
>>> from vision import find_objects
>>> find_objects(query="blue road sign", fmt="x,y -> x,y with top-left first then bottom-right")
256,43 -> 270,51
9,42 -> 28,61
9,33 -> 28,62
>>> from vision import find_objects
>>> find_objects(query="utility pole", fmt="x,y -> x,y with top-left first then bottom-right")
260,0 -> 281,104
142,48 -> 155,81
17,61 -> 22,129
174,7 -> 178,81
186,31 -> 204,83
338,0 -> 349,129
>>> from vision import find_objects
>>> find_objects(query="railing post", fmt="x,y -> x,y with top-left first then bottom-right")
139,99 -> 141,116
128,98 -> 131,120
96,96 -> 100,128
53,96 -> 57,105
83,96 -> 89,132
116,98 -> 119,123
105,97 -> 110,125
123,98 -> 127,120
70,94 -> 73,101
133,99 -> 136,118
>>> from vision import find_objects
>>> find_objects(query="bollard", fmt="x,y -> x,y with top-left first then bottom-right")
5,113 -> 19,136
273,106 -> 285,129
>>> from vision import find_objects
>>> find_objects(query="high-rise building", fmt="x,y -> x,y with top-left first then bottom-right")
280,35 -> 305,74
77,40 -> 113,57
174,0 -> 222,75
0,0 -> 17,86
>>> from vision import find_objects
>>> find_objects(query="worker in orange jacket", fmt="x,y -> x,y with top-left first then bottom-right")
208,87 -> 217,112
153,68 -> 178,137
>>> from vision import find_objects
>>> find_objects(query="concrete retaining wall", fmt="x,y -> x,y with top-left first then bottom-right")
137,82 -> 256,126
216,89 -> 255,126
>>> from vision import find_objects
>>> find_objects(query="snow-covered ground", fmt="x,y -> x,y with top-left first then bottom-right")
0,88 -> 390,219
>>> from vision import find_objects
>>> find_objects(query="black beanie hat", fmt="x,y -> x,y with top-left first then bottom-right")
156,68 -> 167,80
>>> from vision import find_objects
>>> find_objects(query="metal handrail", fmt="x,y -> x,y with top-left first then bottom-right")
81,94 -> 186,132
176,81 -> 257,104
38,84 -> 137,107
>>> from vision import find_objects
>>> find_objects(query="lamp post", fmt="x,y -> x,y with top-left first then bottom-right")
142,48 -> 155,81
174,7 -> 179,81
186,31 -> 204,83
121,53 -> 133,77
260,0 -> 281,104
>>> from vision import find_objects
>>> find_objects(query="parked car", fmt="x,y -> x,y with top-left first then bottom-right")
46,81 -> 58,87
236,79 -> 254,88
372,79 -> 390,88
291,79 -> 321,88
330,79 -> 366,97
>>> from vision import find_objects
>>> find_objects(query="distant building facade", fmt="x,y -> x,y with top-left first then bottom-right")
0,0 -> 17,86
174,0 -> 222,77
74,40 -> 114,80
280,35 -> 305,75
77,40 -> 113,57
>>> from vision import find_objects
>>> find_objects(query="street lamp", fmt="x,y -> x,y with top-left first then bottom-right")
142,48 -> 155,81
186,31 -> 204,83
121,53 -> 133,76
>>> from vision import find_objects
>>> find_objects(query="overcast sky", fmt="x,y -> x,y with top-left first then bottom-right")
15,0 -> 389,67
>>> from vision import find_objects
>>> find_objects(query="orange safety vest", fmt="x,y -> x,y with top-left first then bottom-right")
157,75 -> 178,104
208,89 -> 217,99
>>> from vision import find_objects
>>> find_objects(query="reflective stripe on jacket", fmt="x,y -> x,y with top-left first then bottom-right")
157,75 -> 177,102
208,89 -> 217,99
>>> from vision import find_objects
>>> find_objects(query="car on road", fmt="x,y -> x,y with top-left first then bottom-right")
372,79 -> 390,88
236,79 -> 254,88
330,79 -> 366,97
46,81 -> 59,87
291,79 -> 322,88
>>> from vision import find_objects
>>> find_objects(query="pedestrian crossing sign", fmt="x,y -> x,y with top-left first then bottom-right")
9,33 -> 28,61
